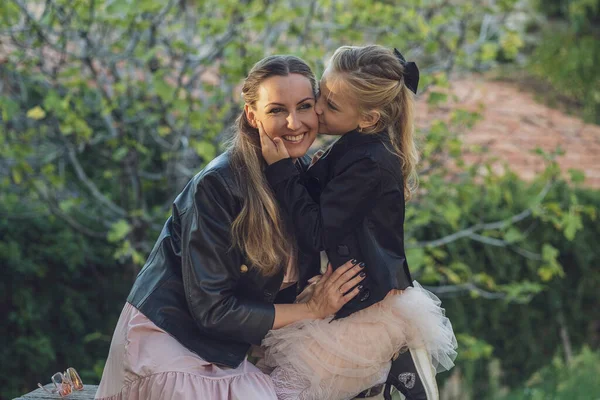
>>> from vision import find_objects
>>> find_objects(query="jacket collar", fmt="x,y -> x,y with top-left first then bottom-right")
316,129 -> 389,163
295,154 -> 312,172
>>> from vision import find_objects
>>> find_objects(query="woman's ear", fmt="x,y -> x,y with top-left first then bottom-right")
244,104 -> 258,128
359,110 -> 381,130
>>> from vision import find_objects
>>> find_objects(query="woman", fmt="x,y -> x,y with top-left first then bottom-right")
95,55 -> 366,400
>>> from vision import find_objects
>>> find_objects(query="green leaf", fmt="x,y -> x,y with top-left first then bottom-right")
439,266 -> 462,284
500,31 -> 523,60
499,281 -> 545,303
442,201 -> 461,229
504,227 -> 524,243
113,147 -> 129,162
538,244 -> 565,282
563,212 -> 583,241
427,91 -> 448,107
456,333 -> 494,361
153,75 -> 173,102
138,0 -> 163,13
82,331 -> 110,343
158,126 -> 171,137
568,169 -> 586,184
107,219 -> 131,242
542,243 -> 559,262
105,0 -> 131,16
406,247 -> 426,272
480,42 -> 499,62
192,140 -> 216,161
59,199 -> 78,213
26,106 -> 46,120
0,97 -> 19,121
11,168 -> 22,184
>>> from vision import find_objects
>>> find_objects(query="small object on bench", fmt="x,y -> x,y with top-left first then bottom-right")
13,384 -> 98,399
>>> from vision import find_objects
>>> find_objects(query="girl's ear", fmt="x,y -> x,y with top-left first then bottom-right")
245,104 -> 257,128
358,110 -> 381,130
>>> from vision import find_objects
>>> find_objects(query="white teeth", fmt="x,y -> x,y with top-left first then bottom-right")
282,133 -> 305,143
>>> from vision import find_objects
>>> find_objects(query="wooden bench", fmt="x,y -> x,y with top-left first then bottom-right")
15,384 -> 395,399
14,384 -> 98,399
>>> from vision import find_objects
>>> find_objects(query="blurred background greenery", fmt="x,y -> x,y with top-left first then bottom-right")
1,0 -> 599,399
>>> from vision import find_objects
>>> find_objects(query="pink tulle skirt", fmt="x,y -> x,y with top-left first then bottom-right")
262,281 -> 458,400
95,303 -> 277,400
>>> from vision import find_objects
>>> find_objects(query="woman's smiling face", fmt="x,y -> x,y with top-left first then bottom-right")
245,73 -> 318,159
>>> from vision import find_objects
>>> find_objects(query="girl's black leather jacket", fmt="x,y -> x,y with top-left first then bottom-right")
265,130 -> 413,320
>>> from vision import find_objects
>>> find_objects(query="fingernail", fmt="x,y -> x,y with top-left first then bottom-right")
359,262 -> 365,268
359,271 -> 366,277
351,259 -> 358,265
357,285 -> 364,290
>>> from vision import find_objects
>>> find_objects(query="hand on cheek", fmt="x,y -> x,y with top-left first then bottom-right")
257,121 -> 290,165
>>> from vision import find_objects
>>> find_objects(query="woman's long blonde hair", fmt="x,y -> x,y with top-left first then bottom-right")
328,45 -> 419,199
226,55 -> 317,276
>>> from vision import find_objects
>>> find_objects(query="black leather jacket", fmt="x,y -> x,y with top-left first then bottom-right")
266,129 -> 413,319
127,151 -> 319,368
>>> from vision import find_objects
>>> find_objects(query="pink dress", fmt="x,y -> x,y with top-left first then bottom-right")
94,303 -> 278,400
95,258 -> 301,400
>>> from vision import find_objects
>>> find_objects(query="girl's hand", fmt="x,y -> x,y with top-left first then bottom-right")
294,275 -> 322,304
258,121 -> 290,165
305,260 -> 366,319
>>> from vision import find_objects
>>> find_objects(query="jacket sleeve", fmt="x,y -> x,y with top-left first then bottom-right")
265,154 -> 381,253
181,171 -> 275,345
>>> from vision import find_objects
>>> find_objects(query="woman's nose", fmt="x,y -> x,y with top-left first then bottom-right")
287,112 -> 302,130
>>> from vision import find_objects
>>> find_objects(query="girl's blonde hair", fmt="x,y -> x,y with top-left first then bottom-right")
328,45 -> 419,198
226,55 -> 317,276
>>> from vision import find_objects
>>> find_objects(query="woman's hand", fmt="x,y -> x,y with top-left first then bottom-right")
258,121 -> 290,165
305,260 -> 366,320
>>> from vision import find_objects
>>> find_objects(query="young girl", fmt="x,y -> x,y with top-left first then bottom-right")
257,45 -> 458,400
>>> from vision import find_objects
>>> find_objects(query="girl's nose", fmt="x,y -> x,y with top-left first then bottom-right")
315,97 -> 324,115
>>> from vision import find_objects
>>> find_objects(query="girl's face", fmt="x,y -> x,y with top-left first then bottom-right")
245,74 -> 318,159
315,69 -> 363,136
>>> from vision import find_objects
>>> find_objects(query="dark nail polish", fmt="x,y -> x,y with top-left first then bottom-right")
351,259 -> 358,265
359,271 -> 366,277
357,284 -> 364,290
359,262 -> 365,268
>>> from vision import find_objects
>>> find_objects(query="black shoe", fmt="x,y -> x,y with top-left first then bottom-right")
354,383 -> 384,398
383,348 -> 438,400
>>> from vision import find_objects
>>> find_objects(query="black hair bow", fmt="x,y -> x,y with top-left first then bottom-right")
393,48 -> 420,95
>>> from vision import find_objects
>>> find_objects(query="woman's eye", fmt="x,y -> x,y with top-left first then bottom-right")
327,101 -> 337,111
299,103 -> 313,110
268,108 -> 283,114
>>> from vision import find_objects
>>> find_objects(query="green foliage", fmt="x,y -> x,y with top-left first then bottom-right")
426,184 -> 600,397
498,347 -> 600,400
0,193 -> 131,399
528,29 -> 600,124
1,1 -> 597,399
534,0 -> 600,33
527,0 -> 600,124
0,0 -> 527,272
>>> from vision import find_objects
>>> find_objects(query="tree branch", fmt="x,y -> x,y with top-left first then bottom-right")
468,233 -> 542,261
409,181 -> 554,249
33,183 -> 108,239
64,142 -> 127,217
422,282 -> 506,300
